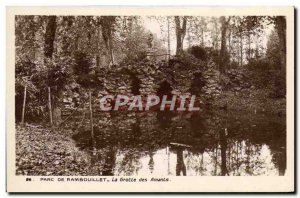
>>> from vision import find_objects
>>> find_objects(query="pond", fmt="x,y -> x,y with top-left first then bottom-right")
72,110 -> 286,176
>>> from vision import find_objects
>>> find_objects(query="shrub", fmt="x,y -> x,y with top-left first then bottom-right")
245,58 -> 286,98
187,45 -> 208,61
73,51 -> 102,89
73,51 -> 92,76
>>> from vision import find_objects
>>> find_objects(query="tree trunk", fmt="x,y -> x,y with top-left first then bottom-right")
100,16 -> 116,64
53,104 -> 62,126
228,28 -> 232,60
44,16 -> 57,59
187,22 -> 191,48
89,90 -> 94,139
167,17 -> 171,61
96,55 -> 100,67
220,128 -> 228,176
74,34 -> 79,51
275,16 -> 286,71
247,32 -> 251,61
201,29 -> 204,46
175,16 -> 187,55
240,33 -> 243,67
21,85 -> 27,126
219,17 -> 230,73
109,37 -> 114,64
44,16 -> 61,126
255,39 -> 260,58
48,87 -> 53,126
274,16 -> 286,97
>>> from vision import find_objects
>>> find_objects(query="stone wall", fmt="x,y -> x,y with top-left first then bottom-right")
62,57 -> 223,112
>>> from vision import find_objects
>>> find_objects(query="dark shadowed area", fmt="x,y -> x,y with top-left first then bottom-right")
70,110 -> 285,176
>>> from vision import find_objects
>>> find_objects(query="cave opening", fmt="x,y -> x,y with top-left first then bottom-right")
129,73 -> 141,95
190,72 -> 205,95
157,80 -> 173,98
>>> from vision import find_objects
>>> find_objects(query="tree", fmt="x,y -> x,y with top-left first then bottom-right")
44,16 -> 57,125
44,16 -> 57,60
210,17 -> 220,50
229,16 -> 264,67
274,16 -> 286,71
100,16 -> 117,64
174,16 -> 187,55
219,16 -> 231,73
199,17 -> 208,46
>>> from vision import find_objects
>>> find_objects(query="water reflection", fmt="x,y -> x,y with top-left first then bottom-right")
175,147 -> 186,176
220,128 -> 228,176
72,110 -> 286,176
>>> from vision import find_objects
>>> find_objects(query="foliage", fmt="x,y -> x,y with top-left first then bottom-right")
171,51 -> 206,70
205,47 -> 221,65
244,30 -> 286,97
116,17 -> 166,62
15,15 -> 286,123
16,125 -> 90,175
73,51 -> 102,89
245,58 -> 274,88
187,45 -> 208,61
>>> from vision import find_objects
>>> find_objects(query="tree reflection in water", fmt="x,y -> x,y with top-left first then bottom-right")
174,147 -> 186,176
148,151 -> 154,173
73,110 -> 286,176
220,128 -> 228,176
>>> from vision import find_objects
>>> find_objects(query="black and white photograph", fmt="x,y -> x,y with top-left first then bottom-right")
6,6 -> 294,192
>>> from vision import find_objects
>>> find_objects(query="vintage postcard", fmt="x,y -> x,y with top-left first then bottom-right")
6,6 -> 294,192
